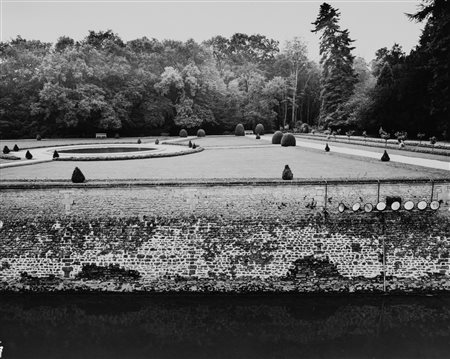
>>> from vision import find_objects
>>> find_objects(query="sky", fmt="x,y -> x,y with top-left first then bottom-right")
0,0 -> 425,62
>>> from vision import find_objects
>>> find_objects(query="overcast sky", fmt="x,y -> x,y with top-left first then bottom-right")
0,0 -> 424,61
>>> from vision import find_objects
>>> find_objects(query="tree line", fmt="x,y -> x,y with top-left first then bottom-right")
0,0 -> 448,140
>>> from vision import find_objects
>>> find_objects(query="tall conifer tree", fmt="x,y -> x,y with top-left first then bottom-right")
312,3 -> 357,128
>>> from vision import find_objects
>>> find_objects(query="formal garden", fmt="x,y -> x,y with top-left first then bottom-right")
0,124 -> 448,182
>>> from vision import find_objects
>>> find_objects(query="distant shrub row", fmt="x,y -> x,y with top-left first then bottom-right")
179,129 -> 206,137
271,132 -> 296,147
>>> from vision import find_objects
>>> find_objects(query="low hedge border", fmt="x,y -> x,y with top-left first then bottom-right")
53,146 -> 203,161
0,154 -> 21,161
294,134 -> 450,156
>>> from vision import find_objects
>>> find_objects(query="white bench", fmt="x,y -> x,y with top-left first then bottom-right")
95,133 -> 107,139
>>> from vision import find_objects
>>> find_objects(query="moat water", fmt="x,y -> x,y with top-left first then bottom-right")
0,294 -> 449,358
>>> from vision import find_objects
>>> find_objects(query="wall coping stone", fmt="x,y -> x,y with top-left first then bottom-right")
0,177 -> 448,190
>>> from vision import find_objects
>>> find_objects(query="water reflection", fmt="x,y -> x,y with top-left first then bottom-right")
0,294 -> 449,358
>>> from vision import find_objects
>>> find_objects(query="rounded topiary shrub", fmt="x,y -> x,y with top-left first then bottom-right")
179,129 -> 188,137
281,133 -> 296,147
272,131 -> 283,144
197,129 -> 206,137
137,139 -> 141,144
13,144 -> 19,152
36,134 -> 42,141
235,123 -> 245,136
3,146 -> 10,154
25,150 -> 33,159
255,123 -> 265,135
71,167 -> 85,183
53,150 -> 59,159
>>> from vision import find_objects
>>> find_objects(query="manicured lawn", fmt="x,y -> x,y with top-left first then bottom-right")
0,136 -> 447,180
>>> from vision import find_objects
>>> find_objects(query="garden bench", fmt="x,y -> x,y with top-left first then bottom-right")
95,133 -> 107,139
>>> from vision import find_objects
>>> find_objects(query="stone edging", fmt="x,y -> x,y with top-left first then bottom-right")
0,177 -> 448,190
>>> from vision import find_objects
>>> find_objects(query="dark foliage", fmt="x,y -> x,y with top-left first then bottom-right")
197,129 -> 206,137
325,143 -> 330,152
137,139 -> 141,144
282,164 -> 293,180
114,133 -> 120,139
281,133 -> 296,147
255,123 -> 265,135
36,134 -> 41,141
235,123 -> 245,136
71,167 -> 86,183
188,140 -> 192,148
179,129 -> 188,137
381,150 -> 390,162
272,131 -> 283,144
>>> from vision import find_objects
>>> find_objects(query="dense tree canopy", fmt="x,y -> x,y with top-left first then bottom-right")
0,1 -> 448,140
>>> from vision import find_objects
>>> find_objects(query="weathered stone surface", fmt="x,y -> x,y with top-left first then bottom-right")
0,181 -> 449,292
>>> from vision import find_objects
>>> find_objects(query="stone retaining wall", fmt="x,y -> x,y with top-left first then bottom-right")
0,179 -> 449,293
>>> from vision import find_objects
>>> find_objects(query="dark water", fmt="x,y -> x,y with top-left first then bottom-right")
58,147 -> 155,154
0,294 -> 449,359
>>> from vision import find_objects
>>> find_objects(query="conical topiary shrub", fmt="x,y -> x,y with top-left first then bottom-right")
179,129 -> 188,137
282,165 -> 293,180
155,139 -> 159,145
272,131 -> 283,144
381,150 -> 390,162
235,123 -> 245,136
255,123 -> 265,135
192,143 -> 197,149
25,150 -> 33,159
71,167 -> 85,183
188,140 -> 192,148
197,129 -> 206,137
281,133 -> 296,147
13,144 -> 19,152
137,139 -> 141,144
325,143 -> 330,152
53,150 -> 59,159
3,146 -> 10,154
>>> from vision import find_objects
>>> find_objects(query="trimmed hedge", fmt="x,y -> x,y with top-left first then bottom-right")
197,129 -> 206,137
235,124 -> 245,136
71,167 -> 86,183
282,165 -> 293,180
13,144 -> 19,152
272,131 -> 283,144
3,146 -> 10,154
179,129 -> 188,137
281,133 -> 296,147
255,123 -> 265,135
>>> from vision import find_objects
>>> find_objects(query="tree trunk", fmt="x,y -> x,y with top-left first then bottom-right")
291,66 -> 298,129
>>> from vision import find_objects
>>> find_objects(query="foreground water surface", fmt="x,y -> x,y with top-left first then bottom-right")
0,294 -> 449,359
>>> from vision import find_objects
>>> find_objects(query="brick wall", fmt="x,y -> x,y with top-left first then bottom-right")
1,179 -> 449,293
